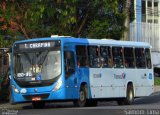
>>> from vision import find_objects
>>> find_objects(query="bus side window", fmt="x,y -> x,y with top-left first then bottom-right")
124,47 -> 135,68
88,46 -> 100,68
76,45 -> 88,67
64,51 -> 76,78
135,48 -> 146,68
112,47 -> 124,68
100,46 -> 112,68
145,48 -> 152,69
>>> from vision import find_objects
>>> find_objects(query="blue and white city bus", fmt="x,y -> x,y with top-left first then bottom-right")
10,36 -> 154,108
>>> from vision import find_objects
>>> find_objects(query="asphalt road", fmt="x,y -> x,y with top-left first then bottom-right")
1,93 -> 160,115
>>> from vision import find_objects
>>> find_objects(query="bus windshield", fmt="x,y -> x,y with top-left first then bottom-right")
13,50 -> 61,82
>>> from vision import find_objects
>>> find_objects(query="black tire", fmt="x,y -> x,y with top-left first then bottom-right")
73,86 -> 87,107
125,85 -> 134,105
117,85 -> 134,105
32,101 -> 45,109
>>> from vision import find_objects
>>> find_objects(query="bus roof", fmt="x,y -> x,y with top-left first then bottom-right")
14,36 -> 151,48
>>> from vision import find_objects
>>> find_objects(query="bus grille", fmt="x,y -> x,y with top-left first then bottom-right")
23,93 -> 50,100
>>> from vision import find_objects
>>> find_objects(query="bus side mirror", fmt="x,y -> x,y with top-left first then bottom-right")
9,75 -> 11,80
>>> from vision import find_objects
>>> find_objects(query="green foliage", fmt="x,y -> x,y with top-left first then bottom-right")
0,0 -> 130,47
155,77 -> 160,86
85,0 -> 127,39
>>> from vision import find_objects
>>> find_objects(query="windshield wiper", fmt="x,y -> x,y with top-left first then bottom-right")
37,50 -> 49,66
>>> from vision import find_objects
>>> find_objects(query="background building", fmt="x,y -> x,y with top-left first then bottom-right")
129,0 -> 160,69
142,0 -> 159,24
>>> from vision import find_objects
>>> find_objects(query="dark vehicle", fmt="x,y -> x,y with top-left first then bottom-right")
0,48 -> 10,102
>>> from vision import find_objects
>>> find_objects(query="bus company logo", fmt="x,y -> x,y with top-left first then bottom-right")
114,73 -> 126,79
148,73 -> 152,80
93,73 -> 102,78
122,73 -> 126,79
34,88 -> 38,93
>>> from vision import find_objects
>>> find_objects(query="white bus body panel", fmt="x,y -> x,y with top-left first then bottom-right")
89,68 -> 154,99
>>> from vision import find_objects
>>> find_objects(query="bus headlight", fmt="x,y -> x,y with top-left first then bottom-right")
53,80 -> 62,91
12,85 -> 19,93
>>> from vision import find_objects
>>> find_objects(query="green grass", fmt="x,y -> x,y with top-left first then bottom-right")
154,77 -> 160,85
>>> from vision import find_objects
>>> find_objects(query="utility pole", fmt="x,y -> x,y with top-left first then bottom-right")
122,0 -> 132,41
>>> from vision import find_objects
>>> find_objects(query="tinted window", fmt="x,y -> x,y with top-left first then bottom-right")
88,46 -> 100,68
124,47 -> 135,68
145,48 -> 152,69
64,51 -> 75,78
76,45 -> 88,67
112,47 -> 124,68
135,48 -> 146,68
100,46 -> 112,68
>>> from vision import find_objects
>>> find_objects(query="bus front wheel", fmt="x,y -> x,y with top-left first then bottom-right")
73,85 -> 87,107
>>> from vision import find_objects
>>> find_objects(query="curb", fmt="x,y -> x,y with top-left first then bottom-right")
154,85 -> 160,93
151,91 -> 160,96
0,103 -> 31,110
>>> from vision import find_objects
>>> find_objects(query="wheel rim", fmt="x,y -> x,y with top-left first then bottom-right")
128,90 -> 133,102
80,90 -> 85,102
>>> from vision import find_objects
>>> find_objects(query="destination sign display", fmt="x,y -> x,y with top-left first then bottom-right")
22,42 -> 51,49
14,40 -> 61,51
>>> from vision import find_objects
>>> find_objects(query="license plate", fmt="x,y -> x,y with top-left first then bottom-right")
32,97 -> 41,101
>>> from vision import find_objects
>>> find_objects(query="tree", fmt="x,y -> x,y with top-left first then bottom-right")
83,0 -> 127,39
0,0 -> 128,47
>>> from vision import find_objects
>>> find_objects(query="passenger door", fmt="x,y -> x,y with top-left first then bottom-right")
64,51 -> 78,99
